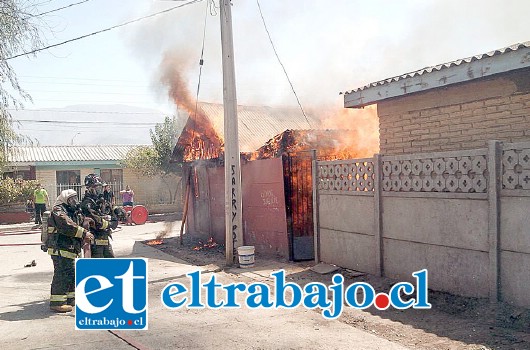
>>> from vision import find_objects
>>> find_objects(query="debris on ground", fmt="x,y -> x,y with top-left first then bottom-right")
24,260 -> 36,267
193,237 -> 218,251
310,262 -> 340,274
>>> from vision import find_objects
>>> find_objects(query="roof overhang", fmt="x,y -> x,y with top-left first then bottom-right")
343,42 -> 530,108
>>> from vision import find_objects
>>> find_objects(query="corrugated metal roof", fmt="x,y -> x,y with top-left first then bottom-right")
7,145 -> 142,164
342,41 -> 530,106
197,102 -> 320,152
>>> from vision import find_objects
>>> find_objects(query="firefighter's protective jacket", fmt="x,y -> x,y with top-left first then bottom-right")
81,193 -> 112,246
46,200 -> 87,260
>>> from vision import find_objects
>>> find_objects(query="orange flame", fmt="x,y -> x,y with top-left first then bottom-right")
192,237 -> 218,251
146,239 -> 164,246
319,105 -> 379,159
159,51 -> 223,161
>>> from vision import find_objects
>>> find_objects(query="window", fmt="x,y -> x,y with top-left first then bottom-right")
56,170 -> 81,198
2,166 -> 34,180
100,169 -> 123,186
56,170 -> 80,185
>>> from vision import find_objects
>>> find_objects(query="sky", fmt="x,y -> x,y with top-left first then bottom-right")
6,0 -> 530,145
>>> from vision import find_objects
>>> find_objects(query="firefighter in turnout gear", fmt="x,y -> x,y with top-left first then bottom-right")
46,189 -> 94,313
81,174 -> 117,258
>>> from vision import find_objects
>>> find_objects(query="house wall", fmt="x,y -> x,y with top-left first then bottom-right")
123,168 -> 182,211
185,158 -> 289,258
35,169 -> 55,203
378,68 -> 530,155
316,141 -> 530,307
32,167 -> 181,213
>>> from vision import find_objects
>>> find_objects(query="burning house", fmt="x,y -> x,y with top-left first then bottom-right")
159,52 -> 378,260
172,102 -> 376,261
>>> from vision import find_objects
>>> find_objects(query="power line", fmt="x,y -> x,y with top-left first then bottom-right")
18,75 -> 148,83
7,0 -> 203,60
33,0 -> 91,17
192,0 -> 211,140
255,0 -> 312,129
19,80 -> 149,88
15,90 -> 154,96
15,119 -> 161,125
8,109 -> 166,115
13,98 -> 156,103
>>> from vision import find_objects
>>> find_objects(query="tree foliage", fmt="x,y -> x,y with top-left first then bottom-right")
123,116 -> 182,177
0,178 -> 39,205
122,146 -> 160,177
122,116 -> 183,203
150,115 -> 182,175
1,1 -> 45,166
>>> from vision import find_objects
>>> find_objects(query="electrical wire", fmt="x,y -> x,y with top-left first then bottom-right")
14,119 -> 161,125
14,90 -> 152,96
255,0 -> 312,129
18,75 -> 148,83
6,0 -> 204,60
191,0 -> 211,144
8,109 -> 162,115
193,0 -> 210,113
33,0 -> 91,17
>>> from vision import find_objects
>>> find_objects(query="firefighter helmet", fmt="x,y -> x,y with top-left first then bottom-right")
84,174 -> 103,188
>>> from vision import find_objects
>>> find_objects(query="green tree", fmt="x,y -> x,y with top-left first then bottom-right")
1,1 -> 45,167
122,116 -> 183,203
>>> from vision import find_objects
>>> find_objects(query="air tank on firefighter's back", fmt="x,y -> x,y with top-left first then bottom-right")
40,211 -> 51,252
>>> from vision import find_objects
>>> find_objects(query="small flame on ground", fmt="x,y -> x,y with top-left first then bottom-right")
146,239 -> 164,246
193,237 -> 218,251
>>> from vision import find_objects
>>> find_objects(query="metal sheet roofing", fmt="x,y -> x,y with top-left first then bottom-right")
197,102 -> 320,152
7,145 -> 142,164
343,41 -> 530,107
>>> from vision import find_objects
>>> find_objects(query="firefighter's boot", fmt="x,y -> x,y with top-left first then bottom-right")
50,304 -> 73,313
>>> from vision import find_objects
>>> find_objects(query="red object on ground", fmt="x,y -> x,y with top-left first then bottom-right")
130,205 -> 148,225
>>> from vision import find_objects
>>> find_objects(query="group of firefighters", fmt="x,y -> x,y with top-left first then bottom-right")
44,174 -> 127,313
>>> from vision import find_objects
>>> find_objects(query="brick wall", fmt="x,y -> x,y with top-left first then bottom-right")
377,68 -> 530,155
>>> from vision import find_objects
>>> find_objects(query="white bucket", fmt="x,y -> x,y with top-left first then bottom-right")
237,246 -> 255,268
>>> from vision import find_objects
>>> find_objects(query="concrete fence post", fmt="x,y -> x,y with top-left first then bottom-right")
311,149 -> 321,264
487,140 -> 502,303
373,154 -> 383,277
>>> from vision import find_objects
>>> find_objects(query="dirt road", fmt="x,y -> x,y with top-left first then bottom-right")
154,230 -> 530,350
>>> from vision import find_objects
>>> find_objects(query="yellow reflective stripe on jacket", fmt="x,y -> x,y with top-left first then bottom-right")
75,226 -> 84,238
101,220 -> 109,229
95,239 -> 109,246
47,227 -> 55,233
47,248 -> 79,259
50,294 -> 67,302
66,291 -> 75,299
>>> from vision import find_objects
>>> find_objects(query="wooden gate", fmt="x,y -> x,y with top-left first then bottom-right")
282,152 -> 315,261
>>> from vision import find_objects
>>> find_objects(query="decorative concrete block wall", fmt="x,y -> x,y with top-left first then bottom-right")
316,140 -> 530,307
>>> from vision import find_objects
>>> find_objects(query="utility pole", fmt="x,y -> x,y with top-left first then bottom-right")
220,0 -> 243,265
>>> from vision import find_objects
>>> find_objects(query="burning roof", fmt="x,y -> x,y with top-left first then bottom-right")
171,102 -> 320,162
254,129 -> 372,161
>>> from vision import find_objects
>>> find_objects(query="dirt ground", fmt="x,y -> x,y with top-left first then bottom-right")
147,234 -> 530,350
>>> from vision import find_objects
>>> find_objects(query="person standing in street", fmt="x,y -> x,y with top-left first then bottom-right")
120,185 -> 135,207
103,184 -> 115,206
46,189 -> 94,313
33,183 -> 48,227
